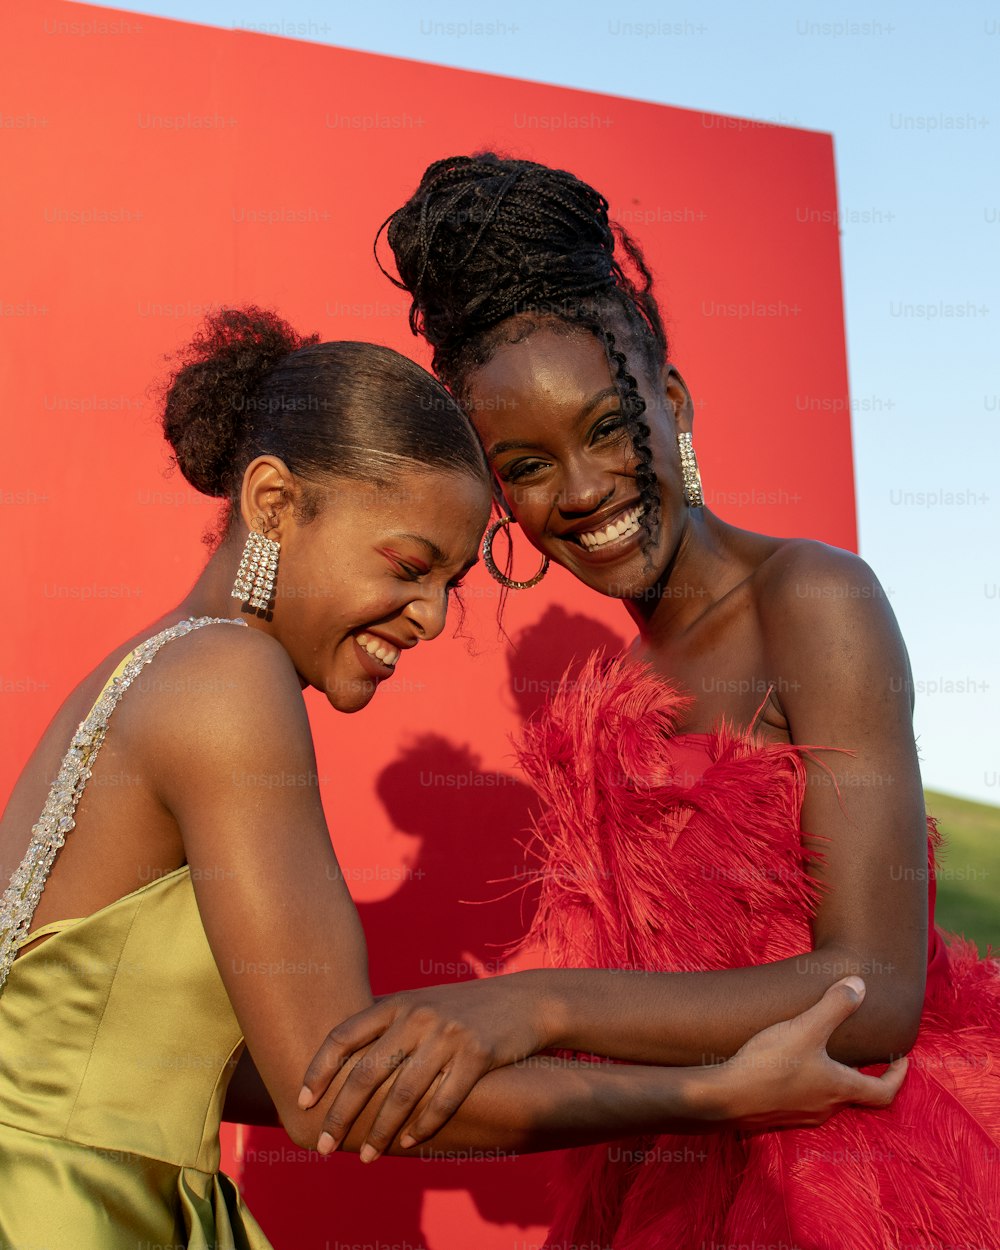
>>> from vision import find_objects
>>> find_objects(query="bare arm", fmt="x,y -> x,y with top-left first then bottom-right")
217,1039 -> 720,1146
227,978 -> 902,1160
147,626 -> 371,1149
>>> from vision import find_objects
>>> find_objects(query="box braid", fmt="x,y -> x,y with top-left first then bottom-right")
377,153 -> 669,546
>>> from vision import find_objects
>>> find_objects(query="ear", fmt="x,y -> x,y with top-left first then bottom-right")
660,363 -> 695,436
237,456 -> 297,537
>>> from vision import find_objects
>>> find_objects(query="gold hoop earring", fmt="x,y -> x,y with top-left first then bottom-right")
482,517 -> 549,590
678,431 -> 704,507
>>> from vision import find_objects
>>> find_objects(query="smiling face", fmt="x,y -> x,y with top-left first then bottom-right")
464,321 -> 693,600
259,465 -> 491,712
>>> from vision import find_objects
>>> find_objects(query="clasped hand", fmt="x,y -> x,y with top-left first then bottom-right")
297,973 -> 907,1160
300,974 -> 546,1158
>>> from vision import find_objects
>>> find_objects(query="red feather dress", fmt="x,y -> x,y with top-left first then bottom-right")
517,654 -> 1000,1250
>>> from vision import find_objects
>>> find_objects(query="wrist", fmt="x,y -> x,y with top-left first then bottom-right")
518,968 -> 569,1051
683,1060 -> 738,1123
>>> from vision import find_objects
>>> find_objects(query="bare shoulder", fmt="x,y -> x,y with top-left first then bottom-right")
134,620 -> 298,702
121,622 -> 311,776
750,538 -> 912,718
752,538 -> 894,627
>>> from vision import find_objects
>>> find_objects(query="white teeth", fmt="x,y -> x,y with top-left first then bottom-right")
578,506 -> 644,550
356,633 -> 400,668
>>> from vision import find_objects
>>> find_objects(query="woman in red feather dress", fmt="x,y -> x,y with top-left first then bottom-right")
302,154 -> 1000,1250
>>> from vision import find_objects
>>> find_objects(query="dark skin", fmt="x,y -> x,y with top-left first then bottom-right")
1,454 -> 905,1160
305,322 -> 926,1158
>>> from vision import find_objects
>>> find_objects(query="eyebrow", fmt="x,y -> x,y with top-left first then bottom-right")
390,533 -> 448,564
486,387 -> 622,459
389,533 -> 479,575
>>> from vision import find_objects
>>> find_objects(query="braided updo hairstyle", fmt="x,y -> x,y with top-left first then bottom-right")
161,305 -> 487,544
378,153 -> 670,545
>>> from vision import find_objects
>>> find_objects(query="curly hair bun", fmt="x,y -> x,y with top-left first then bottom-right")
161,306 -> 318,498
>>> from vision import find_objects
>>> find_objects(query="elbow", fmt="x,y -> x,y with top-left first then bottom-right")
814,942 -> 926,1064
886,990 -> 924,1055
278,1101 -> 373,1155
260,1086 -> 321,1151
836,992 -> 924,1066
855,1017 -> 920,1065
279,1108 -> 320,1152
870,962 -> 927,1060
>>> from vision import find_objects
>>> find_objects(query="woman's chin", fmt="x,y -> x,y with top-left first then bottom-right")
562,552 -> 663,601
322,676 -> 378,714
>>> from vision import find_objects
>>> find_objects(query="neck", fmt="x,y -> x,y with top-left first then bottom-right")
174,533 -> 248,624
623,507 -> 733,645
165,533 -> 306,689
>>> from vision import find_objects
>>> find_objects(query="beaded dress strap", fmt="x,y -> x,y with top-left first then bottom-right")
0,615 -> 247,992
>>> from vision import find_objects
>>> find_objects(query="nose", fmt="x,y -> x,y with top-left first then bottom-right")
556,463 -> 615,517
404,586 -> 449,643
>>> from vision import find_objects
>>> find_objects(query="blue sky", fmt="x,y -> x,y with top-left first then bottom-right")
80,0 -> 999,803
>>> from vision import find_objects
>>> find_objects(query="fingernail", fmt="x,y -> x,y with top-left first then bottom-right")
399,1134 -> 416,1150
359,1144 -> 378,1164
298,1085 -> 313,1109
843,976 -> 865,999
317,1133 -> 336,1155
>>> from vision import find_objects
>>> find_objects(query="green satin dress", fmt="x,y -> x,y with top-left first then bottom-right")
0,617 -> 273,1250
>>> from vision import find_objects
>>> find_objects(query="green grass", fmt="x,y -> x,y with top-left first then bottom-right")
925,788 -> 999,955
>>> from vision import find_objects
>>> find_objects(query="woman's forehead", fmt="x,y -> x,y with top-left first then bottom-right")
470,323 -> 613,395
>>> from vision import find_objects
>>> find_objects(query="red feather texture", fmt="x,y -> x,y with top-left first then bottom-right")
516,654 -> 1000,1250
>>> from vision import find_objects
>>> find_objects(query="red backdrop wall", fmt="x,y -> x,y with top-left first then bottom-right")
1,4 -> 855,1247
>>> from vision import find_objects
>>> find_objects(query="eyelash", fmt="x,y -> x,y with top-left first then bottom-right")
505,459 -> 546,483
595,416 -> 627,440
391,560 -> 465,595
393,562 -> 424,582
501,415 -> 627,482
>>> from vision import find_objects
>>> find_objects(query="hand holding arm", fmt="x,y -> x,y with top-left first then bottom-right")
302,976 -> 906,1157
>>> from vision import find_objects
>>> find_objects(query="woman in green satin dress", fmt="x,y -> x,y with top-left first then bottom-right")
0,307 -> 906,1250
